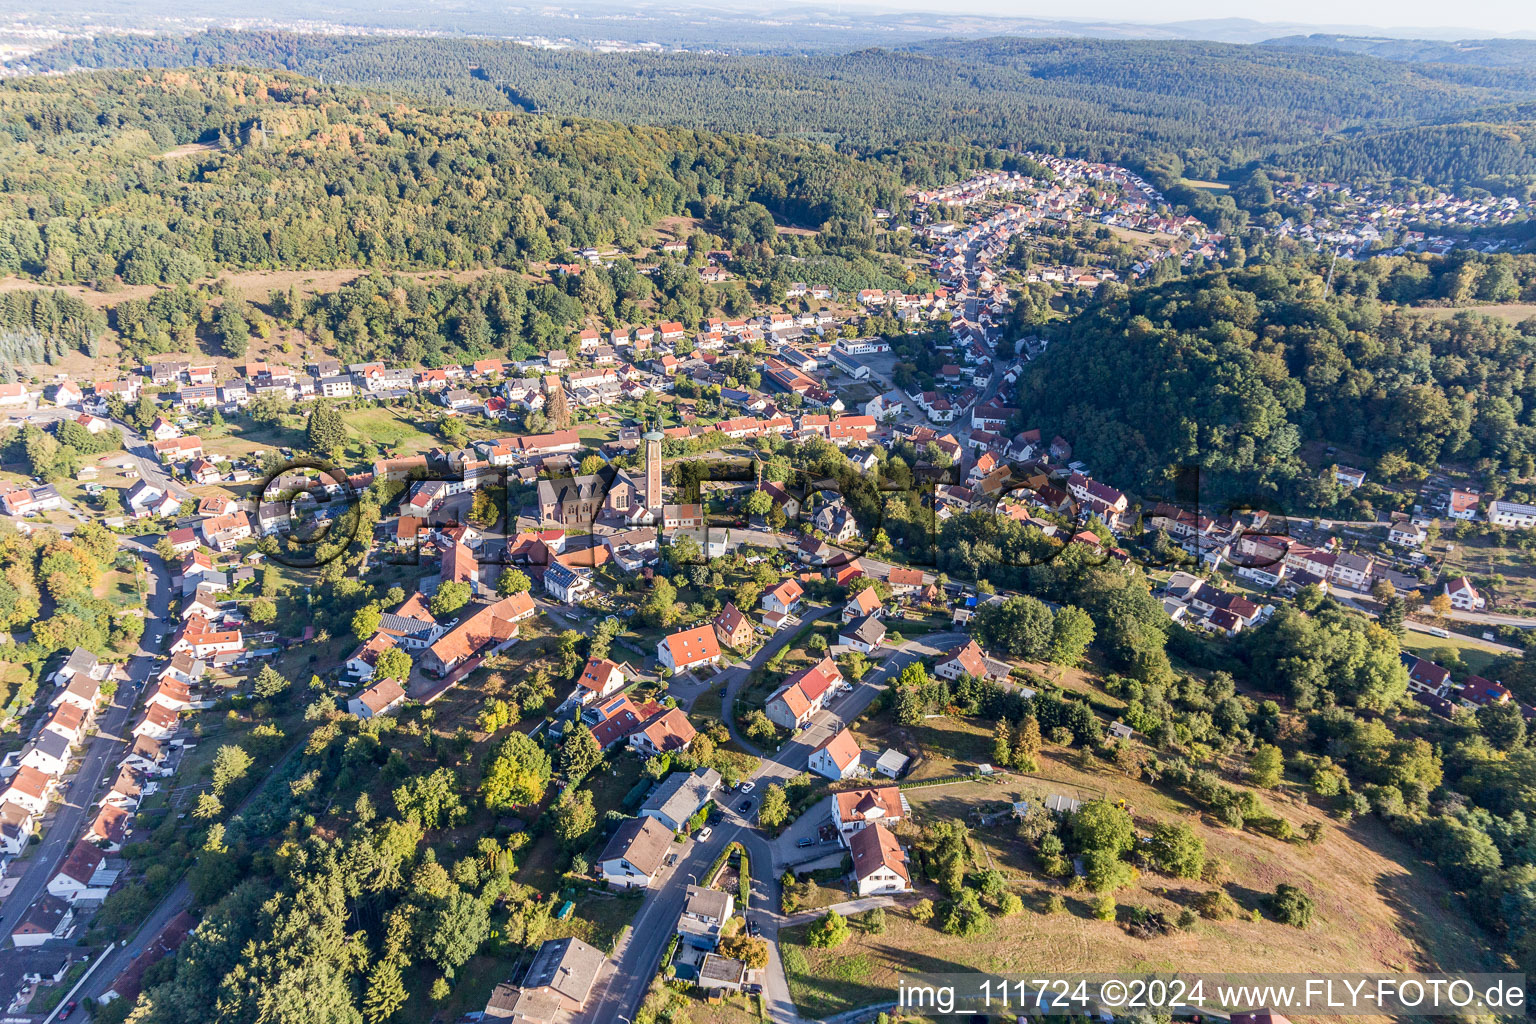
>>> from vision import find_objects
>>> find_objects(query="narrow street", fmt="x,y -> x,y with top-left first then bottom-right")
0,538 -> 169,937
578,624 -> 968,1024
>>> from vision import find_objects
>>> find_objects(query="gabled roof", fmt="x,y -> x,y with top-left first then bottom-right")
849,822 -> 909,883
660,625 -> 721,668
714,602 -> 748,637
55,839 -> 104,885
939,639 -> 987,678
835,786 -> 902,823
839,613 -> 886,646
766,579 -> 804,606
598,815 -> 672,876
634,707 -> 696,753
812,727 -> 862,772
847,587 -> 882,615
577,657 -> 623,695
355,678 -> 406,714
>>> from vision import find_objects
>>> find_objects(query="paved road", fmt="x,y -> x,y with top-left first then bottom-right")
580,627 -> 970,1024
0,537 -> 169,938
11,406 -> 194,504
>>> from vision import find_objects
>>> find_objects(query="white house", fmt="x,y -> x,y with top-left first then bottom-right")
1489,499 -> 1536,530
47,840 -> 115,904
849,822 -> 911,896
1445,576 -> 1486,611
761,579 -> 804,617
347,678 -> 407,719
808,728 -> 862,781
0,767 -> 53,816
656,625 -> 722,674
597,816 -> 672,889
575,658 -> 625,704
832,785 -> 907,842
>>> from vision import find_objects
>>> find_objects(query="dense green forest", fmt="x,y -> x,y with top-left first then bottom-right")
0,70 -> 911,288
21,31 -> 1536,193
1020,258 -> 1536,501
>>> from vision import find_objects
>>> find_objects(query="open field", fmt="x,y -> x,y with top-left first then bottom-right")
783,728 -> 1499,1021
1411,302 -> 1536,324
1439,529 -> 1536,614
340,406 -> 438,451
1399,629 -> 1505,677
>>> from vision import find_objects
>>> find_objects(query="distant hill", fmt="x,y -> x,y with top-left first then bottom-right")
1263,34 -> 1536,68
17,29 -> 1536,195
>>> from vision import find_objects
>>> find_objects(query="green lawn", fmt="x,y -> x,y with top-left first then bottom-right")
1399,629 -> 1504,677
341,407 -> 437,450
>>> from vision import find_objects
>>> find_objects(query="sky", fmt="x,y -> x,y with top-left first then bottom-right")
815,0 -> 1536,35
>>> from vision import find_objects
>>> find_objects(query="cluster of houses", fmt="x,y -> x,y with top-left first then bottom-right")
1268,180 -> 1534,258
0,643 -> 195,945
1403,651 -> 1532,722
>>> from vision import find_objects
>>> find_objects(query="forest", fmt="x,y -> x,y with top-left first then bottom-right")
0,70 -> 908,289
1020,258 -> 1536,503
19,31 -> 1536,195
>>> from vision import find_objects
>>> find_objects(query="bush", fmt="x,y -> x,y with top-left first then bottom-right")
1091,895 -> 1117,921
1043,893 -> 1066,915
1267,883 -> 1315,928
859,907 -> 886,934
807,909 -> 850,948
911,898 -> 934,924
1193,888 -> 1239,920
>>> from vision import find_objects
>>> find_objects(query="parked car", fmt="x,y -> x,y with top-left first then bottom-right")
740,781 -> 755,794
697,826 -> 713,842
797,837 -> 814,848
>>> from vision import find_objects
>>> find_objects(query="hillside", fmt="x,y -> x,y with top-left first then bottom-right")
19,31 -> 1536,191
1018,261 -> 1536,501
0,69 -> 905,288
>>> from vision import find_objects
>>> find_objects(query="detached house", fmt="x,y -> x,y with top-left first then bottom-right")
1,767 -> 54,815
628,708 -> 696,757
808,727 -> 863,781
761,579 -> 804,616
1445,576 -> 1486,611
575,658 -> 626,704
712,603 -> 754,650
842,586 -> 883,623
656,625 -> 722,674
598,815 -> 672,889
48,840 -> 115,903
347,678 -> 408,720
849,822 -> 911,896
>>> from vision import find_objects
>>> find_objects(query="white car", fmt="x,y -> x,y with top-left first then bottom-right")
739,781 -> 755,794
696,826 -> 713,842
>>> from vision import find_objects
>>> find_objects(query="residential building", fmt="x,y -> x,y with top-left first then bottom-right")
598,816 -> 672,889
808,727 -> 862,780
575,658 -> 625,704
842,586 -> 883,623
656,625 -> 722,674
832,786 -> 907,841
761,579 -> 804,616
765,656 -> 844,731
628,708 -> 696,757
421,594 -> 530,676
347,678 -> 408,720
1445,576 -> 1486,611
11,895 -> 73,947
1449,488 -> 1481,520
486,937 -> 606,1022
640,767 -> 720,831
47,840 -> 114,903
678,885 -> 734,949
1,767 -> 53,815
712,603 -> 754,650
1489,499 -> 1536,529
543,562 -> 593,605
837,614 -> 886,654
849,822 -> 911,896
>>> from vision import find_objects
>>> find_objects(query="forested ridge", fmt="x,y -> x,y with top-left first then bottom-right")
20,31 -> 1536,193
0,69 -> 914,288
1020,258 -> 1536,501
